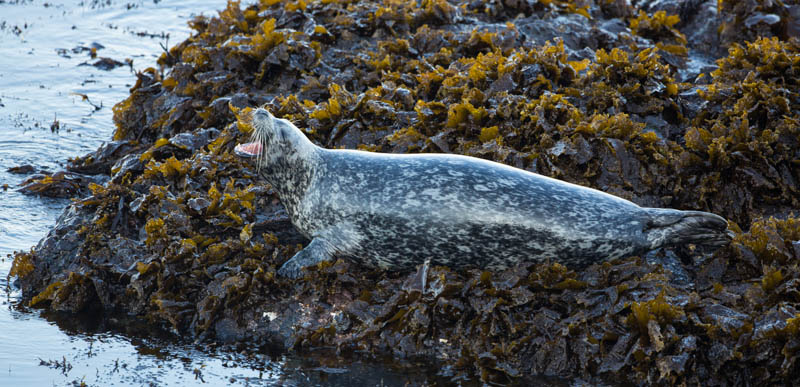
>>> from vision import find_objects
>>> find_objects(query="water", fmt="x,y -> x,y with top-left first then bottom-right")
0,1 -> 442,385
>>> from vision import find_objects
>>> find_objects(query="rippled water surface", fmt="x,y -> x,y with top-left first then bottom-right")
0,1 -> 445,385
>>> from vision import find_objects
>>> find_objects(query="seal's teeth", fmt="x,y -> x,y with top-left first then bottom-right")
234,142 -> 262,158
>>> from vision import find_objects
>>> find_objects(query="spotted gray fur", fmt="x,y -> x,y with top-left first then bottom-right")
235,108 -> 732,279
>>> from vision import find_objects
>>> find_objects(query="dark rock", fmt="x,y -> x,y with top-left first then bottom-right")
6,165 -> 36,174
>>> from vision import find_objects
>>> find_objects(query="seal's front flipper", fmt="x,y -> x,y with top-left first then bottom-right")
277,238 -> 335,279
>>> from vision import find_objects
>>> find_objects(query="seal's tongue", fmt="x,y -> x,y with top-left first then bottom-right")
234,142 -> 262,158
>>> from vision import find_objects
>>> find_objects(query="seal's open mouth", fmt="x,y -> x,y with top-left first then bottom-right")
234,142 -> 262,158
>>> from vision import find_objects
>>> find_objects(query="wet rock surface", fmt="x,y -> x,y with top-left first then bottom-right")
10,0 -> 800,384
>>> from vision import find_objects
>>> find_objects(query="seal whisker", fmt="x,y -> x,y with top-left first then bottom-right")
247,117 -> 264,173
255,126 -> 265,173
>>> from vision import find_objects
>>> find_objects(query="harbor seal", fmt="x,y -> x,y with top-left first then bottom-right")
235,108 -> 732,279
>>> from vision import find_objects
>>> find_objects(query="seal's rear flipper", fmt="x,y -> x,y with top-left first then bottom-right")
277,238 -> 335,279
644,209 -> 733,251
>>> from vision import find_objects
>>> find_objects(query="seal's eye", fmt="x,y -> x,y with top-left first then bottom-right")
273,121 -> 291,143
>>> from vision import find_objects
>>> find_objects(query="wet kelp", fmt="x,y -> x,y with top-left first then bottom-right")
11,0 -> 800,384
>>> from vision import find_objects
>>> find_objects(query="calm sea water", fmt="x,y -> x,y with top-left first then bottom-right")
0,1 -> 440,385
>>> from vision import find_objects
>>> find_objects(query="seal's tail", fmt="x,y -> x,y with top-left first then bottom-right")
644,208 -> 733,251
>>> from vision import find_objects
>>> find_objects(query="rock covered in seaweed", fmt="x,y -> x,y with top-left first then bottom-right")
9,0 -> 800,384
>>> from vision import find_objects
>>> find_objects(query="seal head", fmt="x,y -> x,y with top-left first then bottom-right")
236,108 -> 320,217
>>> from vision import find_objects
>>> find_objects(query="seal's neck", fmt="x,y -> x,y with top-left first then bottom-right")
259,138 -> 319,214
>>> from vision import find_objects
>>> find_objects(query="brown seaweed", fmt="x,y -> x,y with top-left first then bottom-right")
10,0 -> 800,384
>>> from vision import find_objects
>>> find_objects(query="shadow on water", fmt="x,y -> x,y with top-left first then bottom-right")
35,306 -> 541,387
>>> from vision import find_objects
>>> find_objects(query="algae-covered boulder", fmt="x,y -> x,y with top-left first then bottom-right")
10,0 -> 800,384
